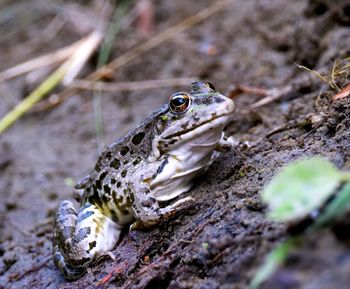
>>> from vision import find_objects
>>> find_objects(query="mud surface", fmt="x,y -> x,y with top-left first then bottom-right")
1,0 -> 350,288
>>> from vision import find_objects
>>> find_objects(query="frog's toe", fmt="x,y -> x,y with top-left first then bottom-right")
53,246 -> 86,280
97,251 -> 115,262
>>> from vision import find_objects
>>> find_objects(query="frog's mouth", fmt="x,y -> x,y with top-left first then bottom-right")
162,113 -> 233,140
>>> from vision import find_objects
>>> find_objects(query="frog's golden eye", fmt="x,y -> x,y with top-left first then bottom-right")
169,92 -> 191,114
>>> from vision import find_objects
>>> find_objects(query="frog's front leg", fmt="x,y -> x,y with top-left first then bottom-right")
215,131 -> 238,152
130,181 -> 194,230
53,200 -> 122,280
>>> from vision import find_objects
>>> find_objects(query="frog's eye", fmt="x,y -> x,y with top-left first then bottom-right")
169,92 -> 191,114
206,82 -> 215,91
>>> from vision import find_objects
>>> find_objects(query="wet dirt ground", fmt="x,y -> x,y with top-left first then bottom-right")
0,0 -> 350,288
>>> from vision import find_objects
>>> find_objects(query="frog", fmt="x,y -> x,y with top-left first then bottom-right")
53,81 -> 236,280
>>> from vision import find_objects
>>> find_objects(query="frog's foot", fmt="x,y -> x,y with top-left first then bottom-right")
216,132 -> 239,152
131,195 -> 195,230
53,243 -> 85,280
96,251 -> 115,262
53,200 -> 122,280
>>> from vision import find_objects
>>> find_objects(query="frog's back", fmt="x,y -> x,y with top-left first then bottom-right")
77,105 -> 167,221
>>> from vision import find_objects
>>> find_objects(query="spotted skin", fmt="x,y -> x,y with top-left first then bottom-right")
53,81 -> 235,279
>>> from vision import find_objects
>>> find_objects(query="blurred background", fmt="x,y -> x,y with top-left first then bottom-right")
0,0 -> 350,288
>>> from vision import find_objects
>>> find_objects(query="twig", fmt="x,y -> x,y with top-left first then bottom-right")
71,77 -> 197,92
332,83 -> 350,101
228,84 -> 267,99
35,0 -> 234,111
247,85 -> 293,110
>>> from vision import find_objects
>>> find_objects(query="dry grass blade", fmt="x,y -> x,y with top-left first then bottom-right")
0,31 -> 103,134
0,63 -> 70,134
36,0 -> 234,111
71,77 -> 197,92
63,31 -> 103,85
0,38 -> 83,82
295,57 -> 350,92
296,64 -> 338,90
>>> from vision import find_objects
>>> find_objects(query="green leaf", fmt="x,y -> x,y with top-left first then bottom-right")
262,157 -> 342,221
312,181 -> 350,228
249,238 -> 297,289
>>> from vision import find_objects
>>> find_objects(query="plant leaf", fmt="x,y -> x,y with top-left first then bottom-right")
312,181 -> 350,228
249,238 -> 297,289
262,157 -> 342,221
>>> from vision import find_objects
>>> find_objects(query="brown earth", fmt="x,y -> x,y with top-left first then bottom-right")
0,0 -> 350,288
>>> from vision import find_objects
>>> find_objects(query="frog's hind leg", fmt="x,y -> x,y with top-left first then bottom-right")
53,200 -> 122,280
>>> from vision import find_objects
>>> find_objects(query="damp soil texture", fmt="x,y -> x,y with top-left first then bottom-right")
1,0 -> 350,288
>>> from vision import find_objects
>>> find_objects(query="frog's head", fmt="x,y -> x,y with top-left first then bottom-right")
151,81 -> 235,160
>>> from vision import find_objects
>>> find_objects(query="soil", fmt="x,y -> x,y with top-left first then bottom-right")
0,0 -> 350,288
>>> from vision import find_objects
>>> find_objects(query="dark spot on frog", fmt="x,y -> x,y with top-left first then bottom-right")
121,170 -> 127,178
120,146 -> 129,156
103,185 -> 111,195
89,187 -> 103,208
111,179 -> 116,184
192,115 -> 200,122
130,150 -> 134,155
121,209 -> 130,215
130,192 -> 135,203
112,191 -> 123,208
132,132 -> 145,145
62,226 -> 75,239
76,227 -> 91,242
102,194 -> 108,203
133,156 -> 142,166
95,180 -> 102,190
126,196 -> 133,206
110,210 -> 119,222
95,156 -> 103,172
181,122 -> 189,129
105,151 -> 112,160
169,139 -> 177,145
110,158 -> 120,169
145,123 -> 152,130
213,96 -> 225,103
99,172 -> 107,181
117,182 -> 121,188
88,241 -> 96,251
157,158 -> 169,175
77,210 -> 94,223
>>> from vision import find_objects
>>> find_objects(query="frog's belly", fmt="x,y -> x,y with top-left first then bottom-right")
150,160 -> 208,201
